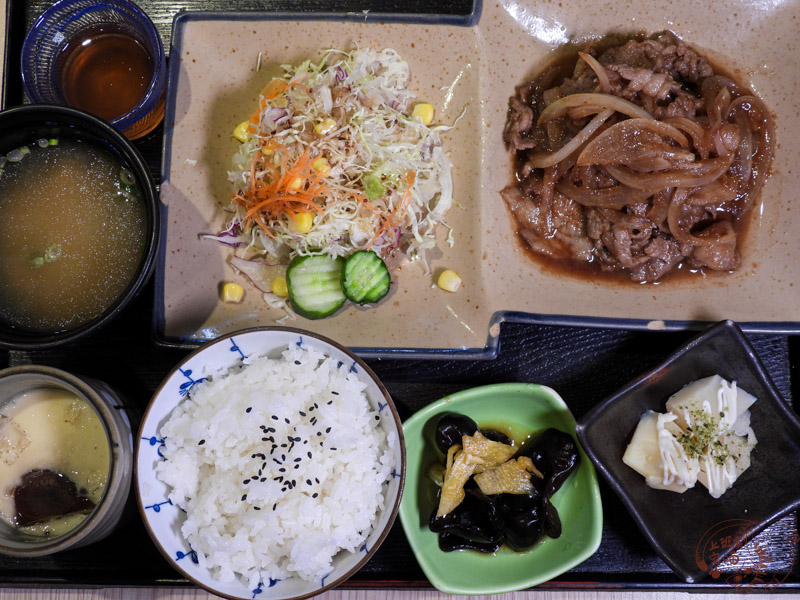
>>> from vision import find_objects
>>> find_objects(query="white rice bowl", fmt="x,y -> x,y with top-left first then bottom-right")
135,328 -> 405,600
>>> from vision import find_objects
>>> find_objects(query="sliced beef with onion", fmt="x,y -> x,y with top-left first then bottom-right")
502,31 -> 774,282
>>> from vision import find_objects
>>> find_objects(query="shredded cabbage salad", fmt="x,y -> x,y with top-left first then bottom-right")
221,46 -> 456,281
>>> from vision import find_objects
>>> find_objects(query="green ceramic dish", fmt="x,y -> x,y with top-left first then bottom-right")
399,383 -> 603,595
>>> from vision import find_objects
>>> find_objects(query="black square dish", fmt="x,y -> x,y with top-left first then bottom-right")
576,320 -> 800,583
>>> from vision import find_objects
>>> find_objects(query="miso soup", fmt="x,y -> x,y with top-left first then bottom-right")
0,138 -> 146,332
0,388 -> 110,537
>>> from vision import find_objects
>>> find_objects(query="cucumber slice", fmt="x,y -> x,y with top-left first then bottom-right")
342,250 -> 390,304
286,254 -> 346,319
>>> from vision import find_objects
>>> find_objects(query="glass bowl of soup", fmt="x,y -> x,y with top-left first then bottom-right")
0,365 -> 134,556
0,104 -> 159,350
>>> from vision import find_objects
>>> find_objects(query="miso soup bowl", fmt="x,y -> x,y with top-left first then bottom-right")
0,365 -> 134,557
0,104 -> 159,350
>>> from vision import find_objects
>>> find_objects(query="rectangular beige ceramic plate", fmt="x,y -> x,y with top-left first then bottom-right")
157,0 -> 800,355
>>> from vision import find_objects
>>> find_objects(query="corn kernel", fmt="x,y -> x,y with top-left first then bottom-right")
286,177 -> 303,191
437,269 -> 462,292
221,282 -> 245,303
272,276 -> 289,297
412,103 -> 435,125
232,121 -> 250,142
312,157 -> 331,177
315,118 -> 337,136
261,145 -> 275,156
290,211 -> 314,234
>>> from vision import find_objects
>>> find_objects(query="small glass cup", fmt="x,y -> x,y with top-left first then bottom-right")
21,0 -> 166,140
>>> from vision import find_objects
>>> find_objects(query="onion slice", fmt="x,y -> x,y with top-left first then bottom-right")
664,117 -> 710,159
606,155 -> 733,190
598,207 -> 653,230
577,118 -> 691,167
555,179 -> 653,207
538,93 -> 653,124
578,52 -> 610,93
527,109 -> 614,169
667,189 -> 737,247
230,256 -> 286,293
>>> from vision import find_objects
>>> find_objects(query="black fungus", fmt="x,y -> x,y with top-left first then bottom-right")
428,424 -> 580,554
434,413 -> 479,454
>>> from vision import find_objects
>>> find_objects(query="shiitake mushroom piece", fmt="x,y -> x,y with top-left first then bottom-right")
13,468 -> 95,526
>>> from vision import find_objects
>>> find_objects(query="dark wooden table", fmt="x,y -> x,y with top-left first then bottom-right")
1,0 -> 799,591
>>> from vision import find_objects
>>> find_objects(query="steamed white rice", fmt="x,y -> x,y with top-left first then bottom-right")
155,343 -> 395,586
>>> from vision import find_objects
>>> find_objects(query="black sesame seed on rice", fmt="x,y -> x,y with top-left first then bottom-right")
331,391 -> 339,396
306,479 -> 312,485
198,439 -> 205,445
325,427 -> 331,433
271,415 -> 278,420
307,451 -> 312,459
241,494 -> 247,501
312,493 -> 319,498
246,407 -> 252,413
299,411 -> 306,417
243,479 -> 250,485
284,417 -> 290,424
272,503 -> 277,511
254,506 -> 261,511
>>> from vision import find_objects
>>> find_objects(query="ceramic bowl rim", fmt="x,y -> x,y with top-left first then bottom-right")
134,326 -> 406,600
0,104 -> 159,350
399,381 -> 604,594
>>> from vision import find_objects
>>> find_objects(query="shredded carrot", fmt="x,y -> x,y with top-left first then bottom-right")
231,146 -> 335,237
247,75 -> 311,132
366,171 -> 417,250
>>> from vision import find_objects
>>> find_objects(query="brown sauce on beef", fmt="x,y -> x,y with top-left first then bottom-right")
502,32 -> 774,284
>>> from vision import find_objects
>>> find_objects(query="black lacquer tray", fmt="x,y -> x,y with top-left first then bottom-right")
1,0 -> 799,591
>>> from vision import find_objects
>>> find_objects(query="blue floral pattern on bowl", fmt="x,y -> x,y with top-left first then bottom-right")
135,327 -> 405,600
